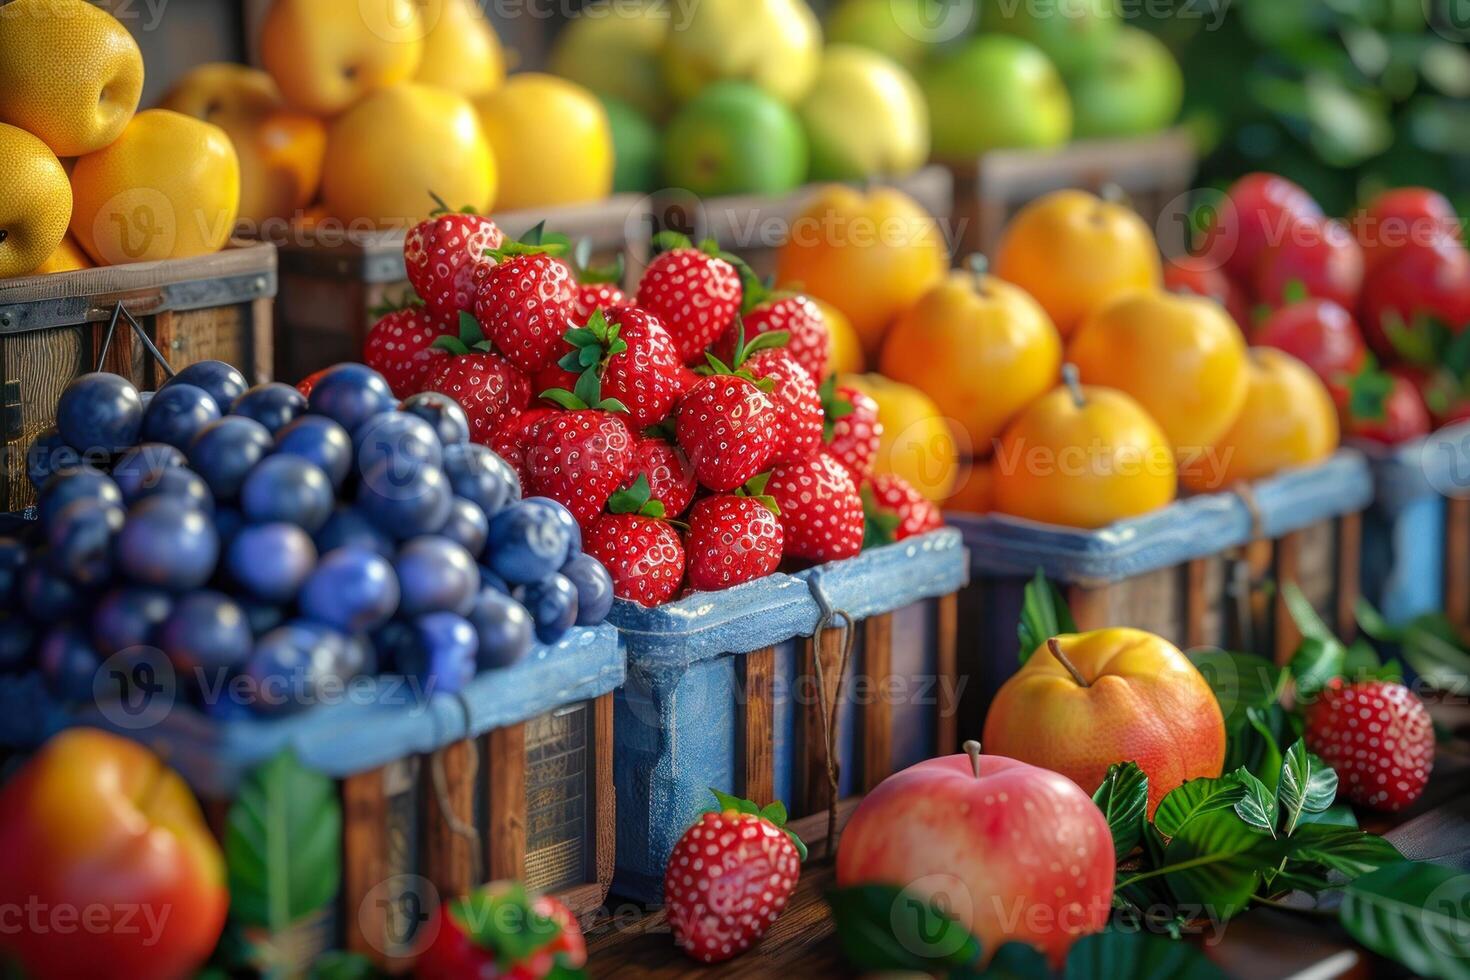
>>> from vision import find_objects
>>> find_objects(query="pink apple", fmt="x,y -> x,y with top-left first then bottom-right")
836,749 -> 1114,967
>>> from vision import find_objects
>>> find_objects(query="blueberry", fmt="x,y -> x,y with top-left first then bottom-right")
522,497 -> 581,554
231,383 -> 307,434
357,459 -> 452,539
57,373 -> 143,453
21,559 -> 84,619
92,587 -> 173,656
479,567 -> 510,595
227,523 -> 317,603
212,507 -> 245,551
39,467 -> 121,528
315,507 -> 394,558
395,612 -> 478,695
300,547 -> 400,633
160,590 -> 252,677
353,412 -> 444,478
241,600 -> 287,636
370,620 -> 418,675
0,613 -> 35,672
515,574 -> 579,645
395,536 -> 478,616
165,360 -> 248,414
486,500 -> 573,586
440,497 -> 489,558
111,444 -> 187,502
140,383 -> 221,450
561,553 -> 614,626
400,392 -> 471,446
469,589 -> 534,670
275,415 -> 354,490
47,498 -> 124,586
38,627 -> 101,701
26,428 -> 81,490
188,416 -> 273,501
204,695 -> 256,723
442,443 -> 518,519
245,620 -> 367,716
116,497 -> 220,592
240,455 -> 334,532
306,364 -> 396,433
132,467 -> 214,513
0,537 -> 26,608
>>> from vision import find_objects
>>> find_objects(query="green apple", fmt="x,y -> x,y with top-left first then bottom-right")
601,96 -> 659,194
922,36 -> 1072,160
662,0 -> 822,106
550,1 -> 670,120
800,44 -> 929,181
979,0 -> 1120,77
1068,27 -> 1183,139
661,81 -> 809,197
826,0 -> 942,71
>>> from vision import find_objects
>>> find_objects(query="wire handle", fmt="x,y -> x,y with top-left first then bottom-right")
95,301 -> 176,379
806,575 -> 856,859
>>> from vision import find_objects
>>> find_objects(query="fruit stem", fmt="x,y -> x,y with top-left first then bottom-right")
1047,638 -> 1091,688
1061,364 -> 1086,409
963,740 -> 982,778
966,253 -> 989,281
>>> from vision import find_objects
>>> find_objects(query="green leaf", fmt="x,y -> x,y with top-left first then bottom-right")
458,310 -> 485,348
1277,741 -> 1339,835
308,951 -> 385,980
1290,636 -> 1347,700
452,882 -> 564,964
1281,581 -> 1335,644
971,942 -> 1051,979
1228,705 -> 1287,791
760,800 -> 788,825
1285,825 -> 1403,879
1233,768 -> 1278,836
540,389 -> 588,411
1188,649 -> 1283,732
225,749 -> 341,930
650,230 -> 693,255
1355,597 -> 1404,642
826,884 -> 983,974
572,366 -> 602,408
1154,774 -> 1245,839
1300,804 -> 1358,828
706,789 -> 805,860
1017,568 -> 1077,664
1061,929 -> 1226,980
431,334 -> 471,356
1157,810 -> 1287,920
1341,861 -> 1470,979
1091,762 -> 1149,861
1402,615 -> 1470,690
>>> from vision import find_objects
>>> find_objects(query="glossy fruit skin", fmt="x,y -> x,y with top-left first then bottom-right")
48,498 -> 123,586
168,361 -> 248,415
985,627 -> 1225,815
299,546 -> 400,633
1199,172 -> 1323,286
142,384 -> 222,450
476,252 -> 579,373
824,384 -> 882,480
1252,217 -> 1364,310
307,364 -> 398,435
601,307 -> 686,428
188,417 -> 274,502
26,428 -> 82,490
522,410 -> 635,529
39,467 -> 122,527
260,0 -> 423,115
404,212 -> 504,320
357,459 -> 453,539
440,497 -> 490,559
397,612 -> 478,695
1162,257 -> 1252,329
560,553 -> 615,625
687,496 -> 784,591
363,307 -> 454,397
662,0 -> 821,105
516,573 -> 580,644
240,455 -> 335,533
0,729 -> 226,980
1343,371 -> 1431,446
57,372 -> 143,453
991,385 -> 1176,530
468,588 -> 535,669
923,35 -> 1073,159
160,590 -> 252,676
227,523 -> 316,604
1305,679 -> 1435,812
395,536 -> 479,617
661,81 -> 809,198
425,351 -> 531,445
621,435 -> 697,518
737,295 -> 830,382
995,189 -> 1162,338
275,416 -> 354,489
245,620 -> 365,716
116,498 -> 220,592
476,72 -> 614,211
1069,291 -> 1249,452
354,412 -> 444,477
866,473 -> 942,540
442,443 -> 519,521
315,507 -> 393,558
636,248 -> 744,364
131,465 -> 213,515
841,373 -> 957,502
486,499 -> 576,586
231,382 -> 308,435
766,453 -> 864,562
746,349 -> 824,466
664,810 -> 801,964
801,43 -> 930,181
574,281 -> 630,323
1352,186 -> 1460,274
1254,299 -> 1368,388
401,392 -> 473,447
883,270 -> 1062,451
91,587 -> 172,657
0,123 -> 71,278
677,376 -> 780,492
1359,235 -> 1470,357
837,751 -> 1114,968
586,514 -> 686,607
112,443 -> 186,502
1180,349 -> 1339,492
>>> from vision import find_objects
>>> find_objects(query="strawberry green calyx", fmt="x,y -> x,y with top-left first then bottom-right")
572,237 -> 624,285
368,288 -> 426,319
819,375 -> 856,442
607,473 -> 666,519
450,882 -> 565,962
432,310 -> 497,356
734,473 -> 781,517
706,788 -> 807,862
486,220 -> 571,262
539,365 -> 629,415
1281,278 -> 1309,305
700,320 -> 790,390
860,484 -> 901,549
427,189 -> 481,217
558,309 -> 630,375
1343,357 -> 1396,421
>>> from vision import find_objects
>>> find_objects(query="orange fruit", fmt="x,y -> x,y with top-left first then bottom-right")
1069,291 -> 1249,453
841,372 -> 958,502
994,189 -> 1161,338
0,123 -> 72,279
776,185 -> 948,357
991,380 -> 1176,529
1180,348 -> 1339,492
947,460 -> 994,513
476,74 -> 612,212
882,266 -> 1061,452
812,297 -> 865,377
261,0 -> 424,116
29,237 -> 92,276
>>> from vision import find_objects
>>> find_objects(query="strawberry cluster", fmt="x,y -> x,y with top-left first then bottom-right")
363,218 -> 942,607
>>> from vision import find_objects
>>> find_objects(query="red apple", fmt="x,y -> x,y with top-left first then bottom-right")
1255,298 -> 1368,389
1353,187 -> 1461,274
1253,217 -> 1364,311
836,747 -> 1114,968
1197,172 -> 1323,287
1163,257 -> 1253,330
1360,234 -> 1470,358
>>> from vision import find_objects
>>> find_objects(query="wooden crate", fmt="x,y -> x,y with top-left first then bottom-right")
946,130 -> 1197,258
271,197 -> 645,383
0,243 -> 277,512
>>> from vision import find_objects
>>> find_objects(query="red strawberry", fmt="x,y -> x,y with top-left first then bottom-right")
403,207 -> 504,320
822,381 -> 882,480
523,372 -> 635,529
586,513 -> 685,607
559,307 -> 685,429
425,352 -> 531,446
621,434 -> 697,518
676,375 -> 778,492
766,453 -> 864,562
664,792 -> 803,964
489,406 -> 554,489
721,294 -> 829,382
745,348 -> 822,466
863,473 -> 942,545
686,490 -> 784,592
475,249 -> 577,373
636,238 -> 743,363
363,305 -> 454,397
1305,679 -> 1435,812
295,368 -> 329,398
574,281 -> 629,323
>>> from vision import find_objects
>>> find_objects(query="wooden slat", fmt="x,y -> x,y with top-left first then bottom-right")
424,739 -> 479,900
1273,531 -> 1303,665
484,722 -> 528,881
249,294 -> 274,385
736,647 -> 776,806
341,768 -> 390,965
1066,584 -> 1112,632
797,627 -> 845,818
1185,558 -> 1211,648
1336,512 -> 1362,640
934,593 -> 959,756
1446,497 -> 1470,629
860,615 -> 893,793
591,692 -> 617,900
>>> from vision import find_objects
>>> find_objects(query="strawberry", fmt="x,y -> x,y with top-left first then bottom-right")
719,291 -> 829,382
474,240 -> 578,374
1305,679 -> 1435,812
489,406 -> 553,489
524,370 -> 635,529
766,453 -> 864,562
822,380 -> 882,480
863,473 -> 942,546
664,790 -> 804,964
574,281 -> 629,323
558,308 -> 684,429
675,327 -> 787,492
424,336 -> 531,447
362,303 -> 454,397
295,368 -> 329,398
621,434 -> 697,518
403,202 -> 504,320
415,882 -> 586,980
585,512 -> 685,607
745,348 -> 822,466
686,482 -> 784,591
635,234 -> 744,363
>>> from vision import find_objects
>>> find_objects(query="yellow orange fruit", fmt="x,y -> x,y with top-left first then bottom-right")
813,297 -> 865,376
662,0 -> 822,106
1180,348 -> 1339,492
416,0 -> 506,98
29,237 -> 92,276
995,189 -> 1161,338
476,74 -> 613,212
70,110 -> 240,267
0,123 -> 72,279
947,460 -> 994,513
776,185 -> 948,357
322,83 -> 494,229
991,382 -> 1176,529
0,0 -> 143,157
260,0 -> 424,116
550,1 -> 671,120
882,267 -> 1061,452
841,372 -> 958,502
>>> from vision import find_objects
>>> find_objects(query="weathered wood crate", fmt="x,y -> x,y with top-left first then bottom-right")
0,244 -> 277,512
950,451 -> 1373,720
610,529 -> 968,904
946,130 -> 1197,258
271,197 -> 645,383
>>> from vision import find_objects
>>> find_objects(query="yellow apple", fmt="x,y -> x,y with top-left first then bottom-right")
261,0 -> 424,116
415,0 -> 506,98
0,123 -> 72,279
549,0 -> 672,120
800,44 -> 929,181
662,0 -> 822,106
476,74 -> 612,212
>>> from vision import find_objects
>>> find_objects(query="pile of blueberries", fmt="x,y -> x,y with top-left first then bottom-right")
0,360 -> 614,719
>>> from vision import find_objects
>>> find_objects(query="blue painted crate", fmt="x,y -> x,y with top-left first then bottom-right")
949,450 -> 1374,716
610,529 -> 969,904
1358,423 -> 1470,626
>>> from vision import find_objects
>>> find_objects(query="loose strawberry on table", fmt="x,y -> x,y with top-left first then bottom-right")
766,452 -> 865,562
414,881 -> 587,980
1305,678 -> 1435,812
403,199 -> 504,321
635,234 -> 744,364
686,480 -> 785,591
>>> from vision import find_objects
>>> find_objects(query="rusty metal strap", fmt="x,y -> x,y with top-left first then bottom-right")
806,575 -> 856,858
